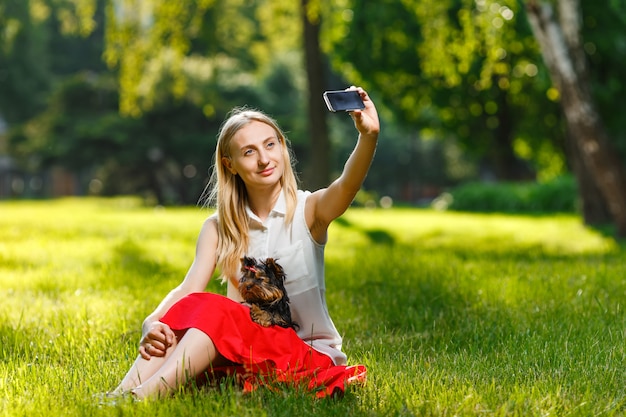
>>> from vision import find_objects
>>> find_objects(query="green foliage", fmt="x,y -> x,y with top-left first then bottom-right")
8,73 -> 217,204
0,0 -> 106,123
3,0 -> 626,207
8,48 -> 306,204
101,0 -> 304,117
583,0 -> 626,158
446,176 -> 578,213
0,0 -> 50,123
324,0 -> 566,180
104,0 -> 218,116
1,199 -> 625,416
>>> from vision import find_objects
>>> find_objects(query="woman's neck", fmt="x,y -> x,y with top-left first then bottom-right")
247,185 -> 282,221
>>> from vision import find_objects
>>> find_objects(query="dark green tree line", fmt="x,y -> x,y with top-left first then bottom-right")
2,0 -> 626,236
3,0 -> 309,203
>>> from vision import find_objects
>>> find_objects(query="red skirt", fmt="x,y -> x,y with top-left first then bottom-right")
159,292 -> 366,398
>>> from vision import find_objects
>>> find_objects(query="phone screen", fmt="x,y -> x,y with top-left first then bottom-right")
323,90 -> 365,112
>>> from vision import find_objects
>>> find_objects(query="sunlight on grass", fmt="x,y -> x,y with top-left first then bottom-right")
330,208 -> 616,255
1,199 -> 625,416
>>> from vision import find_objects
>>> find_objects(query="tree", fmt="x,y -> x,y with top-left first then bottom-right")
526,0 -> 626,236
9,52 -> 310,204
325,0 -> 626,235
324,0 -> 563,182
5,0 -> 314,203
0,0 -> 50,124
301,0 -> 331,189
0,0 -> 105,123
99,0 -> 335,189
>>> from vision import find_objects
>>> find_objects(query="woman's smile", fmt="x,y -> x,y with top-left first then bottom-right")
258,167 -> 275,176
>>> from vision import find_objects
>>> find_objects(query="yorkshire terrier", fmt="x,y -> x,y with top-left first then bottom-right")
238,256 -> 299,330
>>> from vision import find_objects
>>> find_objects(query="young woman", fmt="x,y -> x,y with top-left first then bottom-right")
112,87 -> 379,399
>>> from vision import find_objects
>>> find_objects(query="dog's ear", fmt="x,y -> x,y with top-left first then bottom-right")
264,258 -> 286,280
242,256 -> 256,270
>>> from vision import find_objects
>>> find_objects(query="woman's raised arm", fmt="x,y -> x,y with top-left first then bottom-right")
306,87 -> 380,244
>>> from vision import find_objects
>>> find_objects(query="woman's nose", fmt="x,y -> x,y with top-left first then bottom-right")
257,150 -> 269,165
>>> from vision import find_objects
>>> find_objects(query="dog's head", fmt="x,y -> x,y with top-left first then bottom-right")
238,256 -> 288,306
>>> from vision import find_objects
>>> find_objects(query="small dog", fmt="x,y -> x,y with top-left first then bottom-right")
238,256 -> 298,330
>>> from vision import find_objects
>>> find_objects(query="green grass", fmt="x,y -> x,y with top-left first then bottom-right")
1,198 -> 625,416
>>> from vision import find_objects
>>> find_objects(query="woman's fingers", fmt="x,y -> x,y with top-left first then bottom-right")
139,327 -> 171,358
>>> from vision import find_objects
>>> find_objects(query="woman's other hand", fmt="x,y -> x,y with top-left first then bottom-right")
139,321 -> 175,359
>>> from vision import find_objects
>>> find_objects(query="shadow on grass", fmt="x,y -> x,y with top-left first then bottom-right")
335,216 -> 396,246
93,238 -> 179,291
588,223 -> 626,248
332,240 -> 625,358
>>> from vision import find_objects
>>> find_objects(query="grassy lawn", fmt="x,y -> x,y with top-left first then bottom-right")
1,198 -> 625,416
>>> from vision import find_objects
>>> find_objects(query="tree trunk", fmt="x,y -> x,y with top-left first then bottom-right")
489,86 -> 534,181
148,169 -> 165,205
564,127 -> 612,225
301,0 -> 331,190
526,0 -> 626,237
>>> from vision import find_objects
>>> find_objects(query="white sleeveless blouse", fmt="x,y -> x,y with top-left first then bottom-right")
224,190 -> 347,365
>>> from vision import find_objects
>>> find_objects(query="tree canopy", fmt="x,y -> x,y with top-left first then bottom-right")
2,0 -> 626,234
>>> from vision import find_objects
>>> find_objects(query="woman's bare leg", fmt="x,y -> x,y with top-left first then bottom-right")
112,331 -> 183,394
130,328 -> 228,399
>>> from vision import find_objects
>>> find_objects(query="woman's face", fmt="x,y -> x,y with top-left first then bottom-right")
222,120 -> 284,189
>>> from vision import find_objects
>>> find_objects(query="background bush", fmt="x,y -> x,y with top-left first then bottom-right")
446,176 -> 578,214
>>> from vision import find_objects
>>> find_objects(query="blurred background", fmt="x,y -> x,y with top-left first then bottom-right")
1,0 -> 625,235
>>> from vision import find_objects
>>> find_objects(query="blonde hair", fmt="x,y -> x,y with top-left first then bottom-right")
202,108 -> 298,285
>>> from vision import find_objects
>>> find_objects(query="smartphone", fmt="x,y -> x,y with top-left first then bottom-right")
323,90 -> 365,112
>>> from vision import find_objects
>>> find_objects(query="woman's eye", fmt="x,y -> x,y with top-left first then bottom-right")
244,149 -> 254,156
266,141 -> 275,149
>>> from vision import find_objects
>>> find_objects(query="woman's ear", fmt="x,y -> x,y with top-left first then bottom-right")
222,157 -> 237,175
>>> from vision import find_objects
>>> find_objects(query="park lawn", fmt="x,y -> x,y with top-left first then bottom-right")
0,197 -> 625,416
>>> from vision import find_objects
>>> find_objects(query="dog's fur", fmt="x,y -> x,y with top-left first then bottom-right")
238,256 -> 298,330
